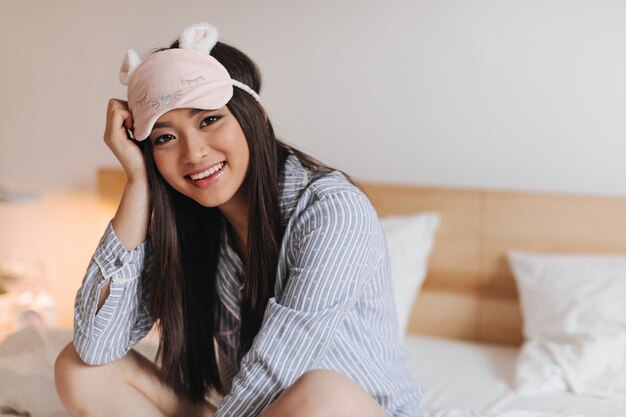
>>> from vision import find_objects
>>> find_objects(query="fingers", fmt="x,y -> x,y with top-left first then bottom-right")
123,115 -> 136,142
123,110 -> 134,132
104,98 -> 147,181
105,99 -> 132,143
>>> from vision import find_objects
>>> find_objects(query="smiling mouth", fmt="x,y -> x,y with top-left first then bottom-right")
188,162 -> 225,181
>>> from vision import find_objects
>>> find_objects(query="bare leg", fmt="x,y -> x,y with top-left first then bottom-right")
259,369 -> 387,417
54,343 -> 215,417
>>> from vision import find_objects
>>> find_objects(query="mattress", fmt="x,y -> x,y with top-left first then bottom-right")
2,328 -> 625,417
405,334 -> 626,417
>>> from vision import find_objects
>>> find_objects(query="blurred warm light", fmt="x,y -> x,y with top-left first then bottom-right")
0,186 -> 40,204
0,188 -> 117,329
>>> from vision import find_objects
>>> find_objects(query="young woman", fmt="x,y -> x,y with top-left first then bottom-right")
54,23 -> 422,417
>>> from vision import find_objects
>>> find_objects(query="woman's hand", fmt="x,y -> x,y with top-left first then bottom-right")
104,98 -> 146,183
104,99 -> 151,250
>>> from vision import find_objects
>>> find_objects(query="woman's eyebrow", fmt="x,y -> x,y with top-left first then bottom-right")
187,108 -> 205,117
152,121 -> 172,129
152,109 -> 208,130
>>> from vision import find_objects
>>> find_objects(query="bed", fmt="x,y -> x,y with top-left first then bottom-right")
1,171 -> 625,417
362,182 -> 626,417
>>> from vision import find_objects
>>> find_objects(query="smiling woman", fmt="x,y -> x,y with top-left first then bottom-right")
53,23 -> 421,417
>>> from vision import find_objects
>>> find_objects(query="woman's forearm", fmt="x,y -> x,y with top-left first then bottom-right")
111,177 -> 151,251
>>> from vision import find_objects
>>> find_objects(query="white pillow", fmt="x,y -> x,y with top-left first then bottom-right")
381,212 -> 439,339
508,250 -> 626,400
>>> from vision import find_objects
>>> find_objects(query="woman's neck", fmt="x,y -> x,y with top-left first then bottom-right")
219,191 -> 249,263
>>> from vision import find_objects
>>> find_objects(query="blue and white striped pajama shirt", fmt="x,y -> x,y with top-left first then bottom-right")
73,153 -> 423,416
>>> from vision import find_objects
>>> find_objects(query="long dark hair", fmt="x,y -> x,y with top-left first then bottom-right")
141,41 -> 331,402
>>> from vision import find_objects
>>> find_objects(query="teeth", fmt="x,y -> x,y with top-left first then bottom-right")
190,162 -> 224,180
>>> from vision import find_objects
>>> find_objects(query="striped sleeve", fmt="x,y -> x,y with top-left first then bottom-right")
73,222 -> 153,365
215,190 -> 386,416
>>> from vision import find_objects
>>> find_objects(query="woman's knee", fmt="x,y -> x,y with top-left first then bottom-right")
54,342 -> 84,387
54,342 -> 93,415
55,342 -> 105,383
55,342 -> 135,409
260,369 -> 385,417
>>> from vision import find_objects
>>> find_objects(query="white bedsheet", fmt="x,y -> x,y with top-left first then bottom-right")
406,334 -> 626,417
426,412 -> 588,417
0,326 -> 158,417
1,328 -> 625,417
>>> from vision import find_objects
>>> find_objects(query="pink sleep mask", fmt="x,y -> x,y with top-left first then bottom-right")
119,23 -> 260,141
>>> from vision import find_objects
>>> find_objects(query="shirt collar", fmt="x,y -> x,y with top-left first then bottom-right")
278,152 -> 311,224
219,152 -> 311,268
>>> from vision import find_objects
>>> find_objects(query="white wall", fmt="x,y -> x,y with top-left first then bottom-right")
2,0 -> 626,327
2,0 -> 626,195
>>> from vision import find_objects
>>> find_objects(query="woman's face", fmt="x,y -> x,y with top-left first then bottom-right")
149,106 -> 250,210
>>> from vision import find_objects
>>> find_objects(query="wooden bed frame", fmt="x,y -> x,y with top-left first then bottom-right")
98,168 -> 626,346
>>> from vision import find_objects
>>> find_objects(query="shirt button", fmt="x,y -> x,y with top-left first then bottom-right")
114,259 -> 123,268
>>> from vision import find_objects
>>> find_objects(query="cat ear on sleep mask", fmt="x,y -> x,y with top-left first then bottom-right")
119,49 -> 142,86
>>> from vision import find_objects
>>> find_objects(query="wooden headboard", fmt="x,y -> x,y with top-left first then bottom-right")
98,169 -> 626,345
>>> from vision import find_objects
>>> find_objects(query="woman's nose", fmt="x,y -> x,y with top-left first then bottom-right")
181,134 -> 208,164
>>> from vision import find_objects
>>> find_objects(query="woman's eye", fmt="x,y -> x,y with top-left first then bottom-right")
154,134 -> 175,145
200,115 -> 220,128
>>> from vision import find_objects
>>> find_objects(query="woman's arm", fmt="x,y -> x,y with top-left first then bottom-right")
105,98 -> 151,252
73,99 -> 153,365
73,223 -> 153,365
